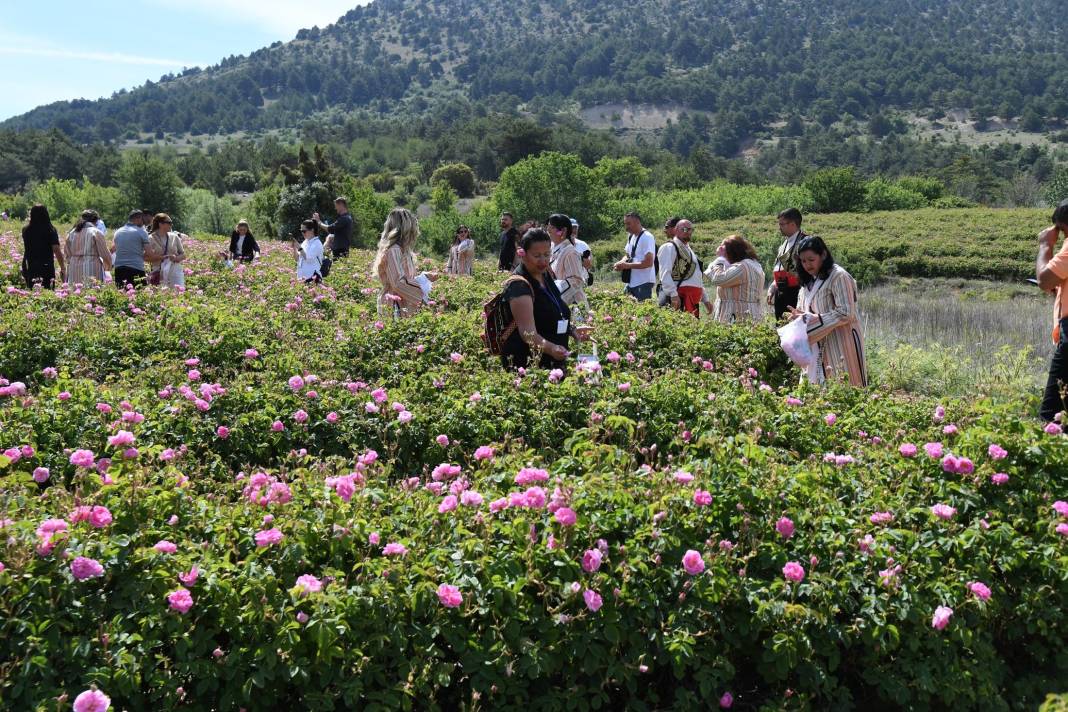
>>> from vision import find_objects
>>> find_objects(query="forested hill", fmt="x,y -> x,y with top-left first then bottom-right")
4,0 -> 1068,142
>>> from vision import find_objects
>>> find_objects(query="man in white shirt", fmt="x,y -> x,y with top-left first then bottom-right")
658,219 -> 704,316
613,211 -> 656,301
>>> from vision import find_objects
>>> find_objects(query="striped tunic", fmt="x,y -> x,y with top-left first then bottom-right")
705,257 -> 766,323
446,239 -> 474,276
798,264 -> 868,387
65,227 -> 108,286
550,240 -> 588,307
377,244 -> 424,318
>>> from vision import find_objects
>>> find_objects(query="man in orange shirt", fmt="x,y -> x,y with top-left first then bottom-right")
1036,200 -> 1068,421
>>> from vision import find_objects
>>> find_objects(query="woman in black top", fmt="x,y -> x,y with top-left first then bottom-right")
21,204 -> 65,288
228,220 -> 260,262
500,228 -> 593,369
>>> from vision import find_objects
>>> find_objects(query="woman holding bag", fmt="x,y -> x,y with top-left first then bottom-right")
147,213 -> 187,287
786,236 -> 867,387
65,209 -> 112,286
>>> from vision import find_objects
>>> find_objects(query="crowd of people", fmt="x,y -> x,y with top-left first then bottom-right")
9,194 -> 1068,421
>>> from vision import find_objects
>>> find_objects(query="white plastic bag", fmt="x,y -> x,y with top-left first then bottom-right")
415,272 -> 432,302
161,258 -> 185,287
777,317 -> 814,368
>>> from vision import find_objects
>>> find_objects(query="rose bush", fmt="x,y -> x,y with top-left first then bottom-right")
0,234 -> 1066,710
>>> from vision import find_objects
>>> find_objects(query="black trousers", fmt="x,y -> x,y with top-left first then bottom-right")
774,284 -> 800,321
1040,317 -> 1068,422
114,266 -> 146,288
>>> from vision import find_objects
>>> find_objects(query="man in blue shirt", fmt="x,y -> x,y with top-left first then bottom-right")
111,210 -> 151,288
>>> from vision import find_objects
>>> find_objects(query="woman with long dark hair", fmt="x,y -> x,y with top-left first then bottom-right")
445,225 -> 474,276
546,213 -> 588,308
787,235 -> 867,387
21,204 -> 65,288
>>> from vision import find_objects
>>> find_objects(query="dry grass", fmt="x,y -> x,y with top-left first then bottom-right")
861,278 -> 1051,401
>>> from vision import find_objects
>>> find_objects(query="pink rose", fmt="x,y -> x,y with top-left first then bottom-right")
898,443 -> 917,457
288,375 -> 305,391
460,490 -> 483,507
583,588 -> 603,612
435,434 -> 449,447
437,583 -> 463,608
968,581 -> 992,601
397,410 -> 413,424
382,542 -> 407,556
70,449 -> 96,468
32,467 -> 50,483
178,566 -> 199,586
438,495 -> 458,513
271,420 -> 285,432
870,511 -> 894,525
70,556 -> 104,581
88,506 -> 112,528
154,540 -> 178,554
693,489 -> 712,506
682,549 -> 705,575
1053,501 -> 1068,518
473,445 -> 495,461
930,504 -> 957,521
244,348 -> 259,359
167,587 -> 194,613
216,426 -> 230,439
987,444 -> 1007,460
295,574 -> 323,595
931,605 -> 953,630
293,409 -> 308,424
719,692 -> 734,709
924,442 -> 943,459
782,561 -> 805,582
255,528 -> 284,547
824,413 -> 837,426
990,473 -> 1009,485
554,507 -> 577,526
72,689 -> 111,712
582,549 -> 603,573
775,516 -> 795,539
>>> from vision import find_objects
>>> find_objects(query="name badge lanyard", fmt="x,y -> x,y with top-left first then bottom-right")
540,282 -> 569,335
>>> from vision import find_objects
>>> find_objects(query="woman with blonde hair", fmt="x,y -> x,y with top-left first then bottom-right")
373,208 -> 436,317
445,225 -> 475,276
705,234 -> 766,323
147,213 -> 187,287
65,209 -> 112,285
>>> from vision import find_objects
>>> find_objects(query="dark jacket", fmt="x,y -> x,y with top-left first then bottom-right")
498,227 -> 519,271
229,231 -> 260,262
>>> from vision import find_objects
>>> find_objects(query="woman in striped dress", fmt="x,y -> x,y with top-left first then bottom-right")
787,235 -> 867,387
547,213 -> 588,308
65,210 -> 112,286
373,208 -> 432,318
705,234 -> 766,323
445,225 -> 475,276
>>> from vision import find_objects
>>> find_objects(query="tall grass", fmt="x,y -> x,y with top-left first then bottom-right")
861,278 -> 1051,402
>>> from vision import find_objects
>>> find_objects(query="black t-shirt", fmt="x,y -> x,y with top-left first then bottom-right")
328,213 -> 354,253
500,266 -> 572,369
498,228 -> 519,270
22,223 -> 59,264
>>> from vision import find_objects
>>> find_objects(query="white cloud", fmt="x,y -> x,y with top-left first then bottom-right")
157,0 -> 367,36
0,46 -> 201,68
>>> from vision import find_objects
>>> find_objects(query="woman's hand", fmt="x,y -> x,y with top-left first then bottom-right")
786,305 -> 805,322
574,325 -> 594,342
547,343 -> 569,360
716,242 -> 727,258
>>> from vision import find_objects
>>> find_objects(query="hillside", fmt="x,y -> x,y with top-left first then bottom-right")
4,0 -> 1068,145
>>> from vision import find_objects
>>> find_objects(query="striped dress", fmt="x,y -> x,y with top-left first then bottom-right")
65,226 -> 109,285
377,244 -> 424,318
446,239 -> 474,276
705,257 -> 766,323
550,240 -> 588,307
798,264 -> 868,387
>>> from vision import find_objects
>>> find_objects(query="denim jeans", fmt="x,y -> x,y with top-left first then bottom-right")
625,282 -> 654,301
1040,317 -> 1068,422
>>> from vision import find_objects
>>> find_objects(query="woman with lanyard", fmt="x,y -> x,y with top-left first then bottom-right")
546,213 -> 589,309
499,228 -> 593,370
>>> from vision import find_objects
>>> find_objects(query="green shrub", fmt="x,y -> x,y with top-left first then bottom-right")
864,179 -> 929,211
804,167 -> 867,213
495,152 -> 610,237
430,163 -> 476,198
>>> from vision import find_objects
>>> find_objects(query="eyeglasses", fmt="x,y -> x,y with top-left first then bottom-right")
160,220 -> 173,225
677,227 -> 693,233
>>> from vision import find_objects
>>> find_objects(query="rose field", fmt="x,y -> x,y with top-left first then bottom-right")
1,231 -> 1067,711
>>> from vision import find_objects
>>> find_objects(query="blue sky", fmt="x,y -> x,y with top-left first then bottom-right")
0,0 -> 367,121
